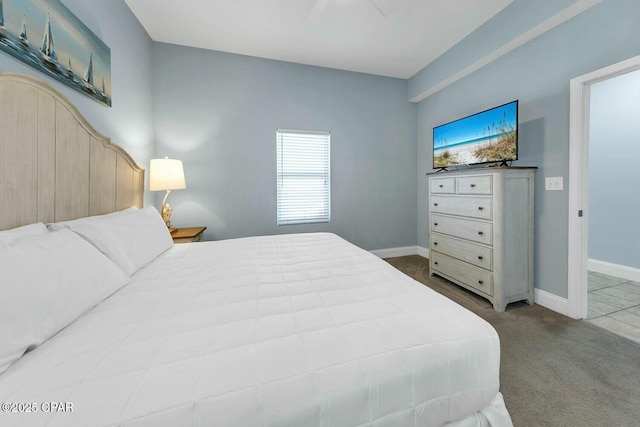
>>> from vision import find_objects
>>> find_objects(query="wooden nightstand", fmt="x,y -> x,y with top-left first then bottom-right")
171,227 -> 207,243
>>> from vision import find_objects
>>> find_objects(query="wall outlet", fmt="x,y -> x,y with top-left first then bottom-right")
545,176 -> 563,191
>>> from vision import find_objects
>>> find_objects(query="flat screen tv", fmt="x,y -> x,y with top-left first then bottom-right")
433,100 -> 518,169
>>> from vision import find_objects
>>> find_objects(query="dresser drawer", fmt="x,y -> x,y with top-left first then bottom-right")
431,252 -> 493,296
457,175 -> 492,195
430,214 -> 492,245
430,195 -> 492,220
430,177 -> 455,194
430,232 -> 493,271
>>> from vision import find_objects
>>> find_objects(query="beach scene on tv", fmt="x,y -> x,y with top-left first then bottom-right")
433,101 -> 517,168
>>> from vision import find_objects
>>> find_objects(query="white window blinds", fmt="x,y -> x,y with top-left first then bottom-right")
276,130 -> 331,225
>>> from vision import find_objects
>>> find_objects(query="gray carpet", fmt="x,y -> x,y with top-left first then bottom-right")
385,255 -> 640,427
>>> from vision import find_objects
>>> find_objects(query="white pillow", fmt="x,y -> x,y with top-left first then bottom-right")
49,206 -> 173,276
0,228 -> 130,374
0,222 -> 48,245
46,206 -> 138,232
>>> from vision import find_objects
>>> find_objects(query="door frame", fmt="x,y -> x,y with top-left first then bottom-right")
567,54 -> 640,319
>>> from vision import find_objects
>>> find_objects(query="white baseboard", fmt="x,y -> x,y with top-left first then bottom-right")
534,289 -> 569,316
417,246 -> 430,259
588,258 -> 640,283
370,246 -> 417,258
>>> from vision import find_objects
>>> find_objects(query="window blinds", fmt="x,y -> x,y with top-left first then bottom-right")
276,130 -> 330,225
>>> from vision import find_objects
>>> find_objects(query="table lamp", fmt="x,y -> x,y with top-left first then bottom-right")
149,157 -> 186,231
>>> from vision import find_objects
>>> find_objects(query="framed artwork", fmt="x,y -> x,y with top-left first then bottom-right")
0,0 -> 111,106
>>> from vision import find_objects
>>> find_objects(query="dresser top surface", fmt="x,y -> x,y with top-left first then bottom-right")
426,166 -> 537,176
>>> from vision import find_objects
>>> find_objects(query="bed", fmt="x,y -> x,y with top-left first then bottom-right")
0,74 -> 512,427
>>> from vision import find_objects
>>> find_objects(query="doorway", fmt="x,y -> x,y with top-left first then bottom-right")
567,55 -> 640,320
583,70 -> 640,341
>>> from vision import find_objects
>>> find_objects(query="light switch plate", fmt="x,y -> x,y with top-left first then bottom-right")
545,176 -> 563,191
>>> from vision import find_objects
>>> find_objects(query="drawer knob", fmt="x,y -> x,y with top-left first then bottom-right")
434,261 -> 438,265
433,242 -> 438,246
434,223 -> 438,226
470,183 -> 476,188
478,280 -> 484,284
439,184 -> 444,188
433,203 -> 438,207
478,206 -> 484,211
478,255 -> 483,260
478,231 -> 483,235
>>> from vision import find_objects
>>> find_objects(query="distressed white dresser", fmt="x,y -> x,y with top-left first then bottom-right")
427,167 -> 536,311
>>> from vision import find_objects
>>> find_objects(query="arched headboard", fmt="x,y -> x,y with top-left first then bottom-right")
0,73 -> 144,231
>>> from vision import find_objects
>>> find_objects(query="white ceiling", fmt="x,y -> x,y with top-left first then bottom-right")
125,0 -> 512,79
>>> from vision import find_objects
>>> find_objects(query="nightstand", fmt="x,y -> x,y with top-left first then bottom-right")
171,227 -> 207,243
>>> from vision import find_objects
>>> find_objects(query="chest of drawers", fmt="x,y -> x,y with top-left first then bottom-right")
428,168 -> 536,311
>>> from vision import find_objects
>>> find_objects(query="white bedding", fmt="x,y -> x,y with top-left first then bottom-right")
0,233 -> 511,426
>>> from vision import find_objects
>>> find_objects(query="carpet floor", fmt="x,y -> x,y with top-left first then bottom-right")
385,255 -> 640,427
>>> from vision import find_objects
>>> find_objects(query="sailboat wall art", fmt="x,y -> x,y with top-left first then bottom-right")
0,0 -> 111,107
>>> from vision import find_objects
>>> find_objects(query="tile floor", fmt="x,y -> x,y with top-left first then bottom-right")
585,271 -> 640,343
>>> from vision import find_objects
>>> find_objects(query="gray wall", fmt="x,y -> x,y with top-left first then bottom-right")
588,69 -> 640,269
408,0 -> 579,102
152,43 -> 417,250
0,0 -> 154,200
411,0 -> 640,298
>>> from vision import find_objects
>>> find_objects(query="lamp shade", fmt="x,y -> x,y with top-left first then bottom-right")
149,157 -> 186,191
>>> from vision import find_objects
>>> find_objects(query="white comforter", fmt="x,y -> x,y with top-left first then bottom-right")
0,233 -> 508,426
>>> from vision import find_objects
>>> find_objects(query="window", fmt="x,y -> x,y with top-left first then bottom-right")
276,129 -> 330,225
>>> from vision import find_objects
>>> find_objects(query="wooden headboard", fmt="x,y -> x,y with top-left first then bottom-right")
0,73 -> 144,231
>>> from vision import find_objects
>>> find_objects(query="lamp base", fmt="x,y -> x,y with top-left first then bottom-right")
162,203 -> 173,230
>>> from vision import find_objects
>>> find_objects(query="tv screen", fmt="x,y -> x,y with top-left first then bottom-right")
433,100 -> 518,169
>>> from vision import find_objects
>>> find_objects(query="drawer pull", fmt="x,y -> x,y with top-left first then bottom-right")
478,280 -> 483,284
478,231 -> 483,235
439,184 -> 443,188
433,203 -> 438,207
470,183 -> 476,188
478,255 -> 483,260
478,206 -> 484,211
